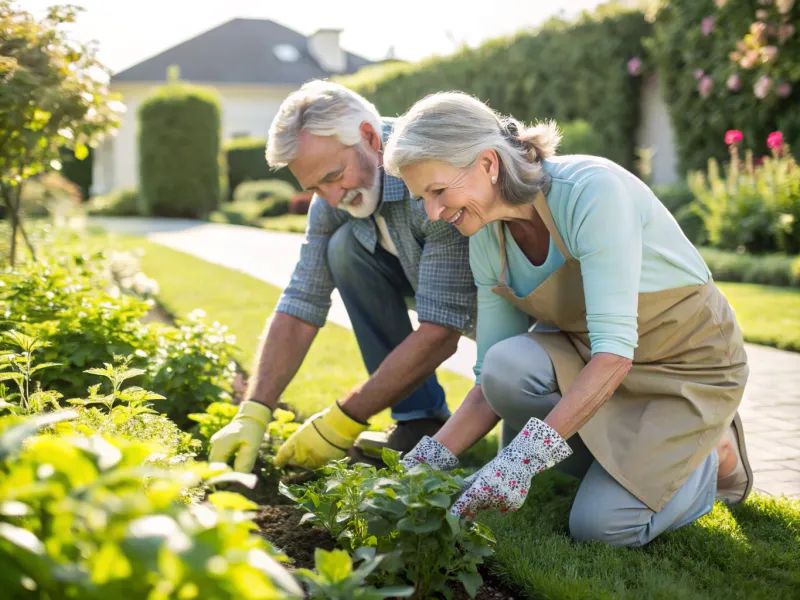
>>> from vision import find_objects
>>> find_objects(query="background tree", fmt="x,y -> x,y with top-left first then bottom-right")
0,1 -> 121,265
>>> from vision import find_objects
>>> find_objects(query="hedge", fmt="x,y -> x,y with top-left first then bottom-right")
700,247 -> 800,287
647,0 -> 800,173
138,83 -> 221,219
224,137 -> 298,201
336,4 -> 651,170
60,146 -> 92,200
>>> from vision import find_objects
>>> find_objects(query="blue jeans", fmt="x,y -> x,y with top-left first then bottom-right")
327,222 -> 450,422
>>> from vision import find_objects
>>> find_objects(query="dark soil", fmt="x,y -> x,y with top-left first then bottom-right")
254,504 -> 336,570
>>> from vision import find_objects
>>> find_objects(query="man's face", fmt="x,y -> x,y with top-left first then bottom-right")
290,126 -> 382,219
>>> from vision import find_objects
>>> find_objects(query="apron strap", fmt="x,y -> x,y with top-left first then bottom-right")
534,192 -> 573,261
495,221 -> 510,286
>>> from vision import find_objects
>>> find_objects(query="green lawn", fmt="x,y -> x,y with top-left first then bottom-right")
79,232 -> 800,599
258,214 -> 309,233
717,282 -> 800,352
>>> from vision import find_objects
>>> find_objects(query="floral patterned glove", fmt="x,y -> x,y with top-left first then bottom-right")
400,436 -> 460,471
450,418 -> 571,518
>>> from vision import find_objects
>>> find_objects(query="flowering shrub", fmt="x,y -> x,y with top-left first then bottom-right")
688,130 -> 800,253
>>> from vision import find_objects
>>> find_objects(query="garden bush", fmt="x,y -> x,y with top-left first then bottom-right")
59,146 -> 93,199
688,130 -> 800,253
224,137 -> 299,201
86,188 -> 147,217
211,180 -> 296,226
646,0 -> 800,174
337,4 -> 650,170
138,83 -> 221,219
558,120 -> 607,156
18,173 -> 82,219
699,247 -> 798,287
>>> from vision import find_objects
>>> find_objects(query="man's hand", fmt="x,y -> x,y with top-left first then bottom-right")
209,401 -> 272,472
274,403 -> 368,469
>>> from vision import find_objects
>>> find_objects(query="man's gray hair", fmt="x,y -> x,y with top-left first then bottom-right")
266,80 -> 382,168
384,92 -> 560,205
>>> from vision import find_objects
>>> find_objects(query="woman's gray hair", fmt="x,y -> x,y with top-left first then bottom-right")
384,92 -> 560,204
266,80 -> 382,167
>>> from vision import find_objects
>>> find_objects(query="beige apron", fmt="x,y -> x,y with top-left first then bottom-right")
491,192 -> 749,511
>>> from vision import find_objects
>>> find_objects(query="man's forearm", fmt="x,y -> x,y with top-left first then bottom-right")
434,384 -> 500,455
340,322 -> 460,422
245,312 -> 319,409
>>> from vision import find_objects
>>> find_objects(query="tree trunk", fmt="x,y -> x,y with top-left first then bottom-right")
1,183 -> 37,267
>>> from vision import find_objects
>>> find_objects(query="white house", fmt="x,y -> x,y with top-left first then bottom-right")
91,19 -> 372,195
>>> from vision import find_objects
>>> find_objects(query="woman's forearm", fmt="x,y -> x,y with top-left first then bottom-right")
434,385 -> 500,455
544,352 -> 632,440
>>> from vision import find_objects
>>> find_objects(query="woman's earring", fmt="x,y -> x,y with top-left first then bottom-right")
491,176 -> 497,184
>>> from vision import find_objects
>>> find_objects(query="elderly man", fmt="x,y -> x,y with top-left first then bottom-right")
209,80 -> 476,472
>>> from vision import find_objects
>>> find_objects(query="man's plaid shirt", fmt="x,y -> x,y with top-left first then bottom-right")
275,121 -> 477,335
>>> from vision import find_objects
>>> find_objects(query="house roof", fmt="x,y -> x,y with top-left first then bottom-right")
111,18 -> 372,85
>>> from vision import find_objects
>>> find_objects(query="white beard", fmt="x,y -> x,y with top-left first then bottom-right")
337,165 -> 382,219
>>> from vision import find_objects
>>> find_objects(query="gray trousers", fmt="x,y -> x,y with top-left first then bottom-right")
481,335 -> 718,548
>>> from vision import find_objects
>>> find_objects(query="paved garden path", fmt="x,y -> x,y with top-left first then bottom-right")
89,217 -> 800,499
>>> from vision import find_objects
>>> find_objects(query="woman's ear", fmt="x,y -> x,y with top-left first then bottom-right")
478,148 -> 499,181
360,122 -> 382,152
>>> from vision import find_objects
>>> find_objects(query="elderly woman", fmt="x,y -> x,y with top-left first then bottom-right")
385,93 -> 753,548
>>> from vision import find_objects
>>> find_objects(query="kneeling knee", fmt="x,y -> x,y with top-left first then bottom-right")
568,507 -> 647,549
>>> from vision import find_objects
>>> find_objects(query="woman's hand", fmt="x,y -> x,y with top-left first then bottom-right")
450,417 -> 571,518
400,436 -> 460,471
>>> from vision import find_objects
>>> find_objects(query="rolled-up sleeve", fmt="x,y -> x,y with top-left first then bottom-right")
415,218 -> 477,335
275,195 -> 348,327
568,173 -> 642,359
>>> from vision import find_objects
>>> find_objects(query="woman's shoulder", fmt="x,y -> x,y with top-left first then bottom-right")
544,155 -> 630,188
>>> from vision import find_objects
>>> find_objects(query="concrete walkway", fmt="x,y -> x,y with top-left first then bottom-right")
89,217 -> 800,499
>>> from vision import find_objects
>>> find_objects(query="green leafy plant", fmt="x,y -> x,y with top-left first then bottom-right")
0,413 -> 304,599
0,331 -> 61,415
297,547 -> 413,600
282,450 -> 496,599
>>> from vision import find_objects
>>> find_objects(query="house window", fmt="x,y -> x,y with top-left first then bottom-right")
273,44 -> 300,63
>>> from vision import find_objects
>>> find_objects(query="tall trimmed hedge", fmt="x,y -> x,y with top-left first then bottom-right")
138,83 -> 221,218
336,5 -> 651,169
223,137 -> 298,201
647,0 -> 800,173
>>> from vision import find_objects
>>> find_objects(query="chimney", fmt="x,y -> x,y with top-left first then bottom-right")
308,28 -> 346,74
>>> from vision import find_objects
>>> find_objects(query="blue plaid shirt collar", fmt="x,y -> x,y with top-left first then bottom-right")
378,119 -> 407,205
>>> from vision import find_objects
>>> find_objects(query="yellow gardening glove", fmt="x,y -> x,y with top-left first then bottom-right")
274,402 -> 368,469
208,401 -> 272,473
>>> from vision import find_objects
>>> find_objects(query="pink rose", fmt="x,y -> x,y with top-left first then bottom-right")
627,56 -> 642,76
702,17 -> 715,36
761,45 -> 779,62
725,130 -> 744,145
740,50 -> 760,69
693,68 -> 705,80
754,75 -> 772,98
777,82 -> 792,97
699,75 -> 714,98
727,73 -> 742,90
776,0 -> 795,14
779,24 -> 796,42
751,21 -> 768,44
767,131 -> 784,149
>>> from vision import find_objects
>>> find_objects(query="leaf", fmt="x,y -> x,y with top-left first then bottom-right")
0,501 -> 29,517
381,447 -> 401,468
205,471 -> 257,489
446,512 -> 462,535
29,362 -> 62,374
246,549 -> 303,596
68,435 -> 123,470
314,548 -> 352,583
0,373 -> 24,384
207,491 -> 258,511
0,410 -> 78,459
299,512 -> 318,526
426,492 -> 452,509
370,585 -> 415,598
0,400 -> 17,413
74,142 -> 89,160
0,523 -> 45,555
456,570 -> 483,598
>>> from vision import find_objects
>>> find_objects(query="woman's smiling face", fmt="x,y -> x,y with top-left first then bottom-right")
400,154 -> 499,237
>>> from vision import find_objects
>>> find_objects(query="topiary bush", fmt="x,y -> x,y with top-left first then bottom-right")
223,137 -> 299,201
646,0 -> 800,174
337,4 -> 650,170
138,83 -> 221,219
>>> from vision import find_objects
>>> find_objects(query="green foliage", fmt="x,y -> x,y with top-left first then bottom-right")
59,146 -> 92,199
558,120 -> 606,156
0,1 -> 120,265
223,137 -> 299,201
0,414 -> 304,599
297,548 -> 413,600
18,173 -> 82,219
0,249 -> 235,426
210,180 -> 297,226
337,4 -> 650,169
138,83 -> 221,219
188,401 -> 239,446
700,247 -> 799,287
688,142 -> 800,253
86,188 -> 147,217
646,0 -> 800,174
233,179 -> 297,205
282,452 -> 496,599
